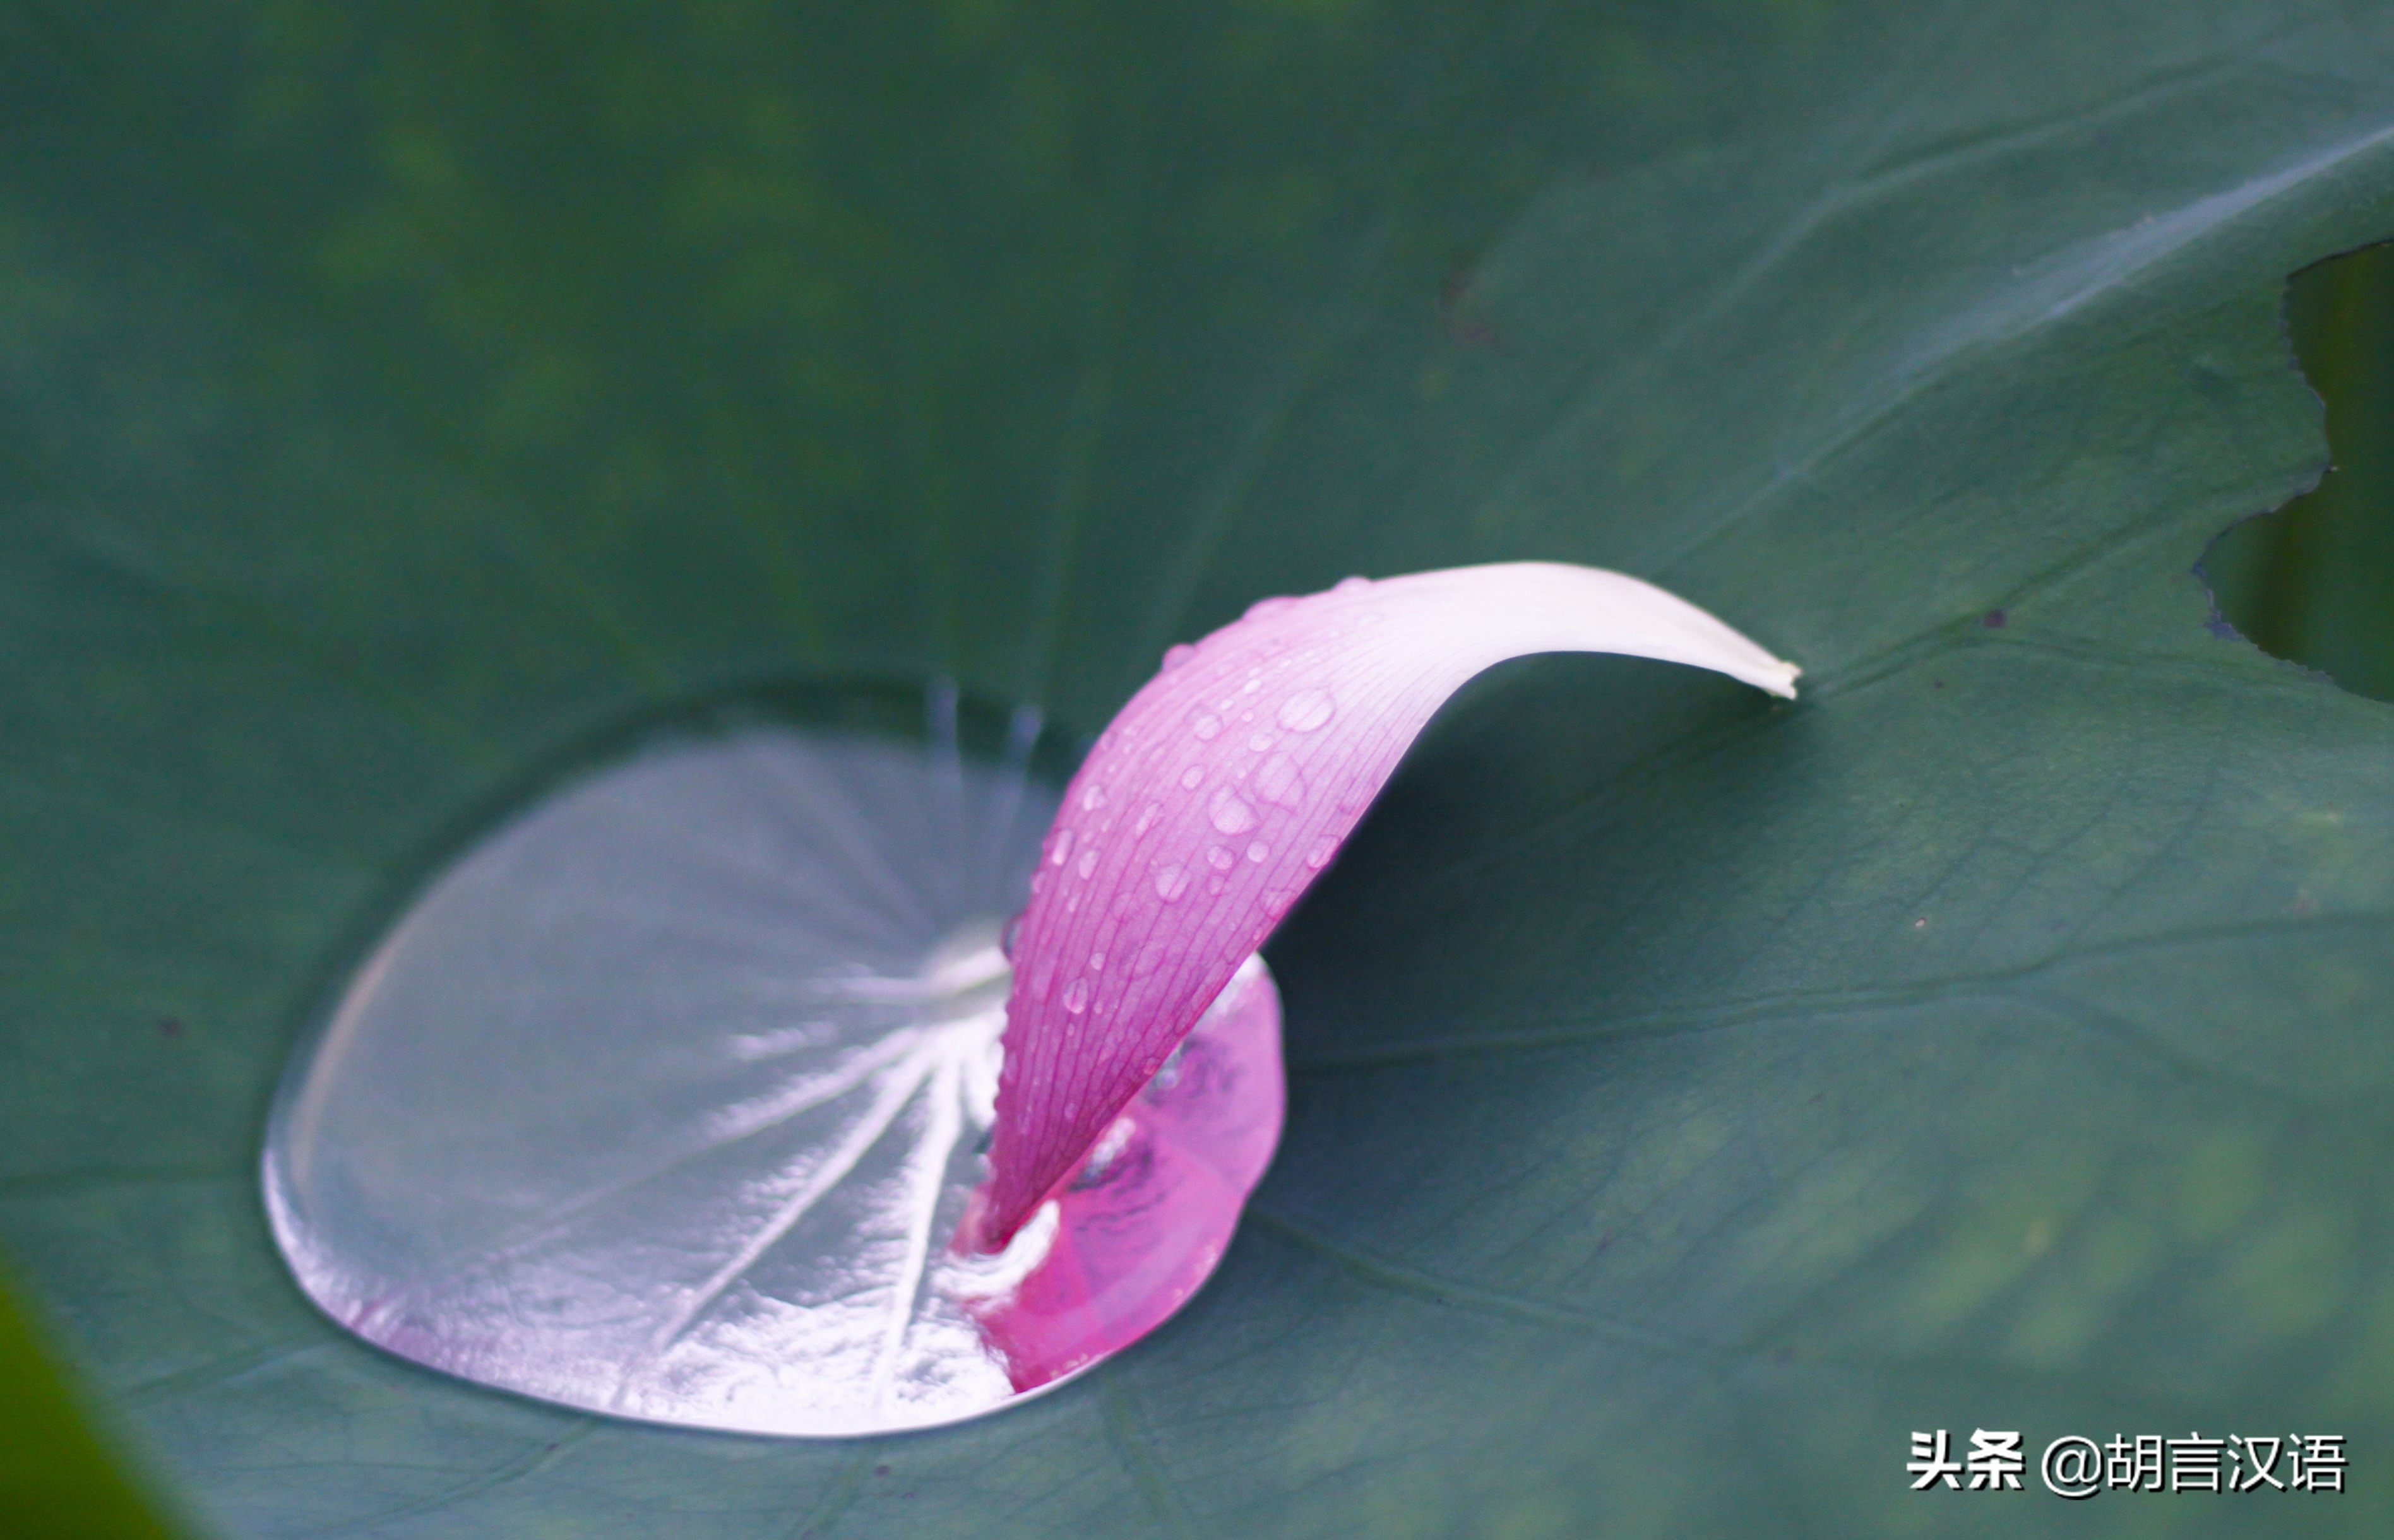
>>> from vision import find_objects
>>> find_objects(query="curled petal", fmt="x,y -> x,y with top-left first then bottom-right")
976,562 -> 1798,1247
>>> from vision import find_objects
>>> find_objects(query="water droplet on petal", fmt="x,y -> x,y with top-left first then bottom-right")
1162,643 -> 1197,670
1335,575 -> 1370,593
1048,827 -> 1075,867
1180,766 -> 1204,791
1206,845 -> 1235,872
1263,889 -> 1295,916
1133,803 -> 1162,837
1002,913 -> 1023,957
1246,841 -> 1269,863
1190,711 -> 1222,740
1076,848 -> 1098,879
1153,864 -> 1189,901
1241,677 -> 1263,695
1277,689 -> 1335,732
1245,595 -> 1296,620
1248,732 -> 1274,752
1254,754 -> 1306,808
1304,836 -> 1337,869
1208,786 -> 1258,834
1081,783 -> 1106,812
1089,951 -> 1105,972
1063,978 -> 1090,1014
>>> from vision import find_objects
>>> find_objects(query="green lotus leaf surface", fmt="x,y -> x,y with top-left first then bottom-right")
3,3 -> 2393,1536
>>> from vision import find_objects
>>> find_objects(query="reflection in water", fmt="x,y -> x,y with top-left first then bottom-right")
263,691 -> 1282,1436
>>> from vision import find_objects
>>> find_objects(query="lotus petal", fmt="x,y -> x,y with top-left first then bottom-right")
977,562 -> 1798,1246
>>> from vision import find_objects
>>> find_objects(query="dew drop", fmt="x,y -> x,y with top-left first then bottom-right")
1241,677 -> 1263,695
1254,754 -> 1306,808
1001,913 -> 1023,957
1206,845 -> 1235,872
1246,841 -> 1269,863
1049,827 -> 1075,867
1262,889 -> 1295,916
1277,688 -> 1335,733
1081,783 -> 1106,812
1162,643 -> 1197,670
1153,864 -> 1190,901
1190,711 -> 1222,741
1207,786 -> 1258,834
1304,836 -> 1337,869
1245,595 -> 1297,620
1248,732 -> 1275,753
1076,848 -> 1098,879
1063,979 -> 1090,1014
1335,575 -> 1370,593
1134,802 -> 1162,837
1089,951 -> 1105,972
1180,766 -> 1205,791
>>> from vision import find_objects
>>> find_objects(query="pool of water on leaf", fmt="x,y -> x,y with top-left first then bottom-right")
261,684 -> 1283,1436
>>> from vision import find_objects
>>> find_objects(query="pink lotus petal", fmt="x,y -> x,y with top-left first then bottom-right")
974,562 -> 1798,1247
964,955 -> 1282,1389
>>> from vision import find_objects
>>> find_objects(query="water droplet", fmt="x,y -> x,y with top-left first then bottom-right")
1081,783 -> 1106,812
1304,836 -> 1337,869
1241,677 -> 1263,695
1248,732 -> 1274,752
1030,870 -> 1048,894
1277,688 -> 1335,732
1064,892 -> 1080,913
1162,643 -> 1197,670
1254,754 -> 1306,808
1153,864 -> 1190,901
1001,913 -> 1023,958
1206,845 -> 1235,872
1089,951 -> 1105,972
1179,766 -> 1205,791
1246,841 -> 1269,863
1190,711 -> 1222,740
1335,575 -> 1370,593
1063,979 -> 1090,1014
1134,803 -> 1161,837
1262,889 -> 1295,916
1245,595 -> 1297,620
1049,828 -> 1075,867
1076,848 -> 1098,879
1208,786 -> 1258,834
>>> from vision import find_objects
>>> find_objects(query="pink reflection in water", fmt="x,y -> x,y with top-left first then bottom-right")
965,959 -> 1282,1390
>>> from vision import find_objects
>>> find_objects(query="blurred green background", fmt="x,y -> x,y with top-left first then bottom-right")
2208,243 -> 2394,704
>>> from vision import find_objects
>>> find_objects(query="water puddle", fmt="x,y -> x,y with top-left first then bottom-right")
263,685 -> 1282,1435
